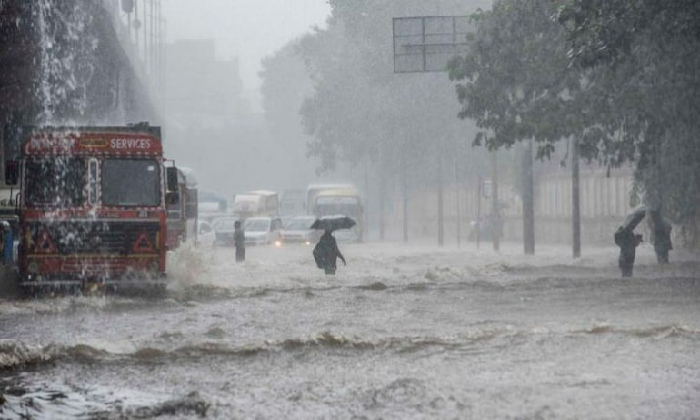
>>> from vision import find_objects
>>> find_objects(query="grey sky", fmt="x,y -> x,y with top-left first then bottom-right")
162,0 -> 330,93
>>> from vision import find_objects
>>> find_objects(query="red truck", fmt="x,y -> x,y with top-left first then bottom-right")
9,124 -> 177,293
165,166 -> 198,250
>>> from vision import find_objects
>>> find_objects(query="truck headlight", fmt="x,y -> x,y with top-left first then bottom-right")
28,260 -> 39,274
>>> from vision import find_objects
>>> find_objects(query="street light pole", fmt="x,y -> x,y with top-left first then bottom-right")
572,137 -> 581,258
523,139 -> 535,255
491,150 -> 500,251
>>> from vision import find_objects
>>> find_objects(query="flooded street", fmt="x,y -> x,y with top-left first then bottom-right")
1,242 -> 699,419
2,0 -> 699,419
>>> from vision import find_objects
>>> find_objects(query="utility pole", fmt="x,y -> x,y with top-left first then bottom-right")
379,166 -> 385,241
437,153 -> 444,247
523,139 -> 535,255
402,153 -> 408,242
491,151 -> 500,251
133,0 -> 139,52
475,176 -> 482,249
572,137 -> 581,258
364,158 -> 369,240
142,0 -> 147,70
454,157 -> 461,248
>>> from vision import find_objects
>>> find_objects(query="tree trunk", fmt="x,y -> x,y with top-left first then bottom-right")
523,139 -> 535,255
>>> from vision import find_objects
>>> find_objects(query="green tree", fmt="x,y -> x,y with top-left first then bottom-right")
557,0 -> 700,245
447,0 -> 582,159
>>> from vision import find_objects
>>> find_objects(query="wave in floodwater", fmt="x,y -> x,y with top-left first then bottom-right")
0,381 -> 209,420
0,272 -> 696,320
2,323 -> 698,371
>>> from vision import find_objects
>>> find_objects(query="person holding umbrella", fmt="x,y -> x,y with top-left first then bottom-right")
614,207 -> 645,277
648,210 -> 672,264
314,229 -> 346,275
614,227 -> 643,277
311,215 -> 354,275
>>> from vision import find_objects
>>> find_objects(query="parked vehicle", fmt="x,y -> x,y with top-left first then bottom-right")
244,216 -> 283,246
211,216 -> 239,246
279,215 -> 320,245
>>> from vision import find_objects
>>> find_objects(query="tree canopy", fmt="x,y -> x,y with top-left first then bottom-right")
559,0 -> 700,242
447,0 -> 580,160
448,0 -> 700,244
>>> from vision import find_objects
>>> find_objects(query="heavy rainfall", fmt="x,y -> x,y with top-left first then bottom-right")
0,0 -> 699,419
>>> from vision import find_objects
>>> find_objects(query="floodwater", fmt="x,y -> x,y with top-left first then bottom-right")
0,241 -> 699,419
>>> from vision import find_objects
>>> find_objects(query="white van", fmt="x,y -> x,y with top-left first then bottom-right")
243,216 -> 283,245
233,190 -> 278,218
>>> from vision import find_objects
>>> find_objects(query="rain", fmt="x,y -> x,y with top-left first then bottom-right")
0,0 -> 699,418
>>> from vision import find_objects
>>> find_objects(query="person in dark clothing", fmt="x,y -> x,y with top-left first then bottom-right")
649,211 -> 672,264
313,229 -> 346,275
614,226 -> 642,277
234,220 -> 245,262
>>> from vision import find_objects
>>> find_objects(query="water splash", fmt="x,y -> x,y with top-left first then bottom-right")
34,0 -> 99,125
166,242 -> 213,290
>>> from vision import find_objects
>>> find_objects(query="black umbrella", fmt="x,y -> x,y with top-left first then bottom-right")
621,207 -> 646,231
311,215 -> 356,231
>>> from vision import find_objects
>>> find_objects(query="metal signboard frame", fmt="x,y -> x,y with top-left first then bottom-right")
393,15 -> 472,73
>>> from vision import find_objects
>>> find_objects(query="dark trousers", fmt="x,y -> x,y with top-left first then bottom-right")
235,247 -> 245,262
655,248 -> 669,264
619,251 -> 634,277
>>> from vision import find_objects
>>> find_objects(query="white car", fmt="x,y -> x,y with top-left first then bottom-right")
211,216 -> 239,246
196,220 -> 216,247
243,217 -> 283,245
279,215 -> 321,245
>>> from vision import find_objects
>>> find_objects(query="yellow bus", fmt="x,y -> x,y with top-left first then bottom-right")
306,184 -> 363,242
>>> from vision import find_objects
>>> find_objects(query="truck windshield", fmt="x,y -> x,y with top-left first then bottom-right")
315,197 -> 360,218
244,219 -> 270,232
25,158 -> 86,207
285,217 -> 315,230
102,159 -> 161,207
